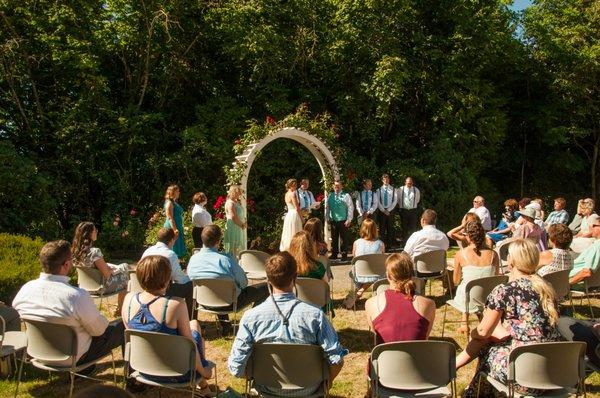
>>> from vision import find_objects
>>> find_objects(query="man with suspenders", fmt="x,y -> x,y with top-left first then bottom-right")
356,178 -> 378,224
377,174 -> 397,248
398,176 -> 421,245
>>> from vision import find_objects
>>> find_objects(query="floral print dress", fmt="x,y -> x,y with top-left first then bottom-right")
463,277 -> 562,397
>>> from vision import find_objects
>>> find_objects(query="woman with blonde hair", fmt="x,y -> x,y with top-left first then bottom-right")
288,231 -> 328,281
365,252 -> 435,343
164,184 -> 187,257
279,178 -> 303,251
571,198 -> 599,253
122,256 -> 214,394
458,239 -> 561,397
342,218 -> 385,309
224,185 -> 246,258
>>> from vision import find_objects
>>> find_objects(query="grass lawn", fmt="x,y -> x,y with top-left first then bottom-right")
2,277 -> 600,397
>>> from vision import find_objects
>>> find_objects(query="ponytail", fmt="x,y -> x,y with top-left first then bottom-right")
530,274 -> 559,326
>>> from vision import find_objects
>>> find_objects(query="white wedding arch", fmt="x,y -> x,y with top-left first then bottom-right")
230,127 -> 340,250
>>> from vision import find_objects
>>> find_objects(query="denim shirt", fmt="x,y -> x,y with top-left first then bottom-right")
228,292 -> 348,383
187,247 -> 248,296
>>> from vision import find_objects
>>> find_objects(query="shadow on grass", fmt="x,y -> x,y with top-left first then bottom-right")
337,328 -> 374,353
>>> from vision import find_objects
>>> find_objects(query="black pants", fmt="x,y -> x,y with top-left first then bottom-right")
167,281 -> 194,319
331,220 -> 349,259
400,208 -> 419,243
77,320 -> 125,365
557,316 -> 600,368
378,210 -> 395,248
192,227 -> 204,249
216,283 -> 270,323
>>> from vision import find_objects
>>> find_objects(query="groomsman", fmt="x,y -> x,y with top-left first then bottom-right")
377,174 -> 397,248
356,178 -> 378,224
325,180 -> 354,261
297,178 -> 319,215
398,176 -> 421,245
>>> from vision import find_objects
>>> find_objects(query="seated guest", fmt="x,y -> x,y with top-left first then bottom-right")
187,225 -> 269,334
571,198 -> 599,253
537,223 -> 574,276
365,252 -> 435,343
303,217 -> 328,256
569,199 -> 586,235
544,197 -> 569,230
403,209 -> 449,260
0,301 -> 20,331
13,241 -> 125,367
532,198 -> 546,223
342,218 -> 385,309
487,199 -> 518,243
288,231 -> 328,282
510,206 -> 546,250
456,239 -> 561,397
515,197 -> 531,219
141,228 -> 193,317
72,222 -> 129,314
122,255 -> 213,393
557,317 -> 600,368
228,252 -> 347,396
568,219 -> 600,286
452,222 -> 499,333
469,196 -> 492,231
447,212 -> 491,248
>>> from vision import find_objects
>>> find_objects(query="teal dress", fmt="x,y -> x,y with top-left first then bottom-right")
164,200 -> 188,257
224,200 -> 246,258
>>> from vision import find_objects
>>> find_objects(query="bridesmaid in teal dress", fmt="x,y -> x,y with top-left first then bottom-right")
164,184 -> 188,258
224,185 -> 246,258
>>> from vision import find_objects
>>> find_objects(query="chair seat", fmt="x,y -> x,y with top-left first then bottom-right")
1,330 -> 27,356
376,385 -> 451,397
253,383 -> 326,398
485,375 -> 577,398
131,370 -> 203,389
30,358 -> 100,373
245,271 -> 267,280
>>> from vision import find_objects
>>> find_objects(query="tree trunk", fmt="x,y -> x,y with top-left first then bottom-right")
592,131 -> 599,202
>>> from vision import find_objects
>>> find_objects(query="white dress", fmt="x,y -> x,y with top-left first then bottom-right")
279,200 -> 303,251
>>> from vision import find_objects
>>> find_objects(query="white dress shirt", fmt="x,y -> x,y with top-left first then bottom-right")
356,190 -> 379,217
398,186 -> 421,210
469,206 -> 492,231
141,242 -> 190,284
192,204 -> 213,228
377,185 -> 397,212
297,188 -> 316,210
325,192 -> 354,222
12,273 -> 109,365
403,225 -> 449,259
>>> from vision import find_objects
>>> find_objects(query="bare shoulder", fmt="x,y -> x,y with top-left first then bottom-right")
415,294 -> 435,308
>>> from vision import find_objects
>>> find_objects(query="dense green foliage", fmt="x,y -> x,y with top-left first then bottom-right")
0,234 -> 44,302
0,0 -> 596,249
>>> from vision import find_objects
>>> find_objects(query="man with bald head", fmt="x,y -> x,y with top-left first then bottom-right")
469,196 -> 492,231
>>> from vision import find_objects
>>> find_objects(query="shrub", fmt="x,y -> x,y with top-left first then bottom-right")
0,234 -> 45,303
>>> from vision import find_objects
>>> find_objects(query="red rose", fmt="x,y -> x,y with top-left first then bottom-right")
266,116 -> 276,125
130,209 -> 137,216
235,137 -> 241,145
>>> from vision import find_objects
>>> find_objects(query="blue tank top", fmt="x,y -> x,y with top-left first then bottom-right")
126,293 -> 177,335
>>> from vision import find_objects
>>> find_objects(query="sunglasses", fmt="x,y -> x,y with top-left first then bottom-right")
593,224 -> 600,228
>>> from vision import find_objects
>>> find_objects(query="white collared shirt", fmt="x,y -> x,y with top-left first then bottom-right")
398,185 -> 421,210
192,204 -> 213,228
377,185 -> 397,211
469,206 -> 492,231
12,273 -> 109,365
141,242 -> 190,284
356,190 -> 379,216
403,225 -> 449,259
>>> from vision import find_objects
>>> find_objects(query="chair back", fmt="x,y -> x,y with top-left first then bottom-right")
372,279 -> 390,296
128,271 -> 143,294
498,242 -> 510,262
464,275 -> 508,314
318,255 -> 333,280
295,278 -> 330,309
509,342 -> 585,390
542,269 -> 570,301
75,266 -> 104,292
23,319 -> 77,364
414,250 -> 446,274
239,250 -> 270,273
371,341 -> 456,390
247,343 -> 327,392
125,330 -> 196,378
192,278 -> 237,308
352,254 -> 388,279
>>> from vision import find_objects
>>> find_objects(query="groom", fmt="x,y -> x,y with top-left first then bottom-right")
325,179 -> 354,261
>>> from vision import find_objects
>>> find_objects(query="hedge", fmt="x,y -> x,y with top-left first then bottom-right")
0,233 -> 45,303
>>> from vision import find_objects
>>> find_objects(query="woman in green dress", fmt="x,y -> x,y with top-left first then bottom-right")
224,185 -> 246,258
164,184 -> 188,258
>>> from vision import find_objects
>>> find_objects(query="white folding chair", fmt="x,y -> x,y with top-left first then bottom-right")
192,278 -> 241,335
294,278 -> 331,317
350,254 -> 389,311
414,250 -> 452,298
239,250 -> 269,281
75,265 -> 126,311
0,315 -> 26,378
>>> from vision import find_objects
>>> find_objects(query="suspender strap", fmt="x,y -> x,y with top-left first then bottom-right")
270,294 -> 300,327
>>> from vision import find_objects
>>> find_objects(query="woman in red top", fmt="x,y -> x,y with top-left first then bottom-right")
365,252 -> 436,343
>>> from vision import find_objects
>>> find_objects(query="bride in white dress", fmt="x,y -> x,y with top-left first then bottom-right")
279,178 -> 304,251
